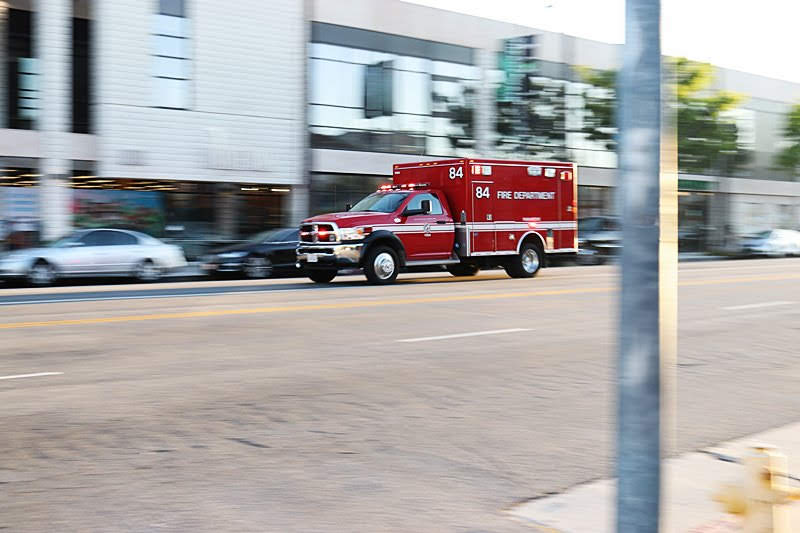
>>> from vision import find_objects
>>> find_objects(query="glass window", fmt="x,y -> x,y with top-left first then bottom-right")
350,192 -> 409,213
154,35 -> 188,59
406,193 -> 444,215
309,38 -> 478,156
154,56 -> 190,79
393,56 -> 430,73
81,230 -> 117,246
153,4 -> 191,109
262,229 -> 299,242
159,0 -> 185,17
432,61 -> 479,80
309,59 -> 364,107
154,78 -> 189,109
110,231 -> 138,245
51,233 -> 84,247
154,14 -> 189,37
393,70 -> 429,115
364,61 -> 393,118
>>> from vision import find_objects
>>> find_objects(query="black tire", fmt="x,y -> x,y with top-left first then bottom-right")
244,255 -> 273,279
134,259 -> 162,282
504,242 -> 543,278
307,269 -> 337,283
446,263 -> 480,277
363,245 -> 399,285
28,260 -> 56,286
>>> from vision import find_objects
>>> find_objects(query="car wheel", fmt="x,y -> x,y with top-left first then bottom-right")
307,269 -> 337,283
244,256 -> 273,279
364,245 -> 399,285
134,259 -> 162,282
504,243 -> 542,278
28,260 -> 56,286
446,263 -> 480,277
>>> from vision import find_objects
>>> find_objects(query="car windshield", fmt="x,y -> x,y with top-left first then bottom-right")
751,231 -> 773,239
579,218 -> 604,236
349,192 -> 410,213
49,234 -> 84,247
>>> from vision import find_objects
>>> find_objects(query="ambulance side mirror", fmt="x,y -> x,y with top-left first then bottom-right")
420,199 -> 432,214
345,203 -> 353,211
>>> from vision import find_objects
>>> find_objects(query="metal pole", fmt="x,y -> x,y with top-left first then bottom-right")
616,0 -> 667,531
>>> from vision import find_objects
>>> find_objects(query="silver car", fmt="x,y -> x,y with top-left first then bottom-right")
739,229 -> 800,257
0,228 -> 187,285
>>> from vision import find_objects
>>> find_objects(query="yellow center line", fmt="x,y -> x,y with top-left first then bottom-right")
1,273 -> 798,330
0,287 -> 613,330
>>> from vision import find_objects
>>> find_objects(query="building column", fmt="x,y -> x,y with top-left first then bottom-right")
474,48 -> 496,156
709,178 -> 731,252
36,0 -> 72,241
216,184 -> 238,239
287,184 -> 309,226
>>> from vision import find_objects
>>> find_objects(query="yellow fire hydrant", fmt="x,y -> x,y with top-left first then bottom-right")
713,445 -> 800,533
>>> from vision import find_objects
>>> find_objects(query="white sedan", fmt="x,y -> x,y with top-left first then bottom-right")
0,228 -> 187,285
739,229 -> 800,257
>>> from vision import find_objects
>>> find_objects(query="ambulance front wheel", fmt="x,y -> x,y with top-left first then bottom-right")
505,243 -> 542,278
364,245 -> 399,285
446,263 -> 480,277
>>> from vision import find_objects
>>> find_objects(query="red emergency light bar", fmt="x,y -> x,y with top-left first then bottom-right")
379,182 -> 431,191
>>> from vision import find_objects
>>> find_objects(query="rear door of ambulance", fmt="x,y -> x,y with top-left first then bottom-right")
466,162 -> 495,254
556,164 -> 577,250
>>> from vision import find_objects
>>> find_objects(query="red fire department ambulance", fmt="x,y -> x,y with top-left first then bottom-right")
297,158 -> 577,284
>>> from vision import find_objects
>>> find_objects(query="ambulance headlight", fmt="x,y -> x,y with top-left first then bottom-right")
339,227 -> 370,241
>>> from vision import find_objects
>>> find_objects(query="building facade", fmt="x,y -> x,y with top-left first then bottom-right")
1,0 -> 306,250
309,0 -> 800,252
1,0 -> 798,253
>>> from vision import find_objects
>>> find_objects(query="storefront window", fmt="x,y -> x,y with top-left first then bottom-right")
0,165 -> 39,250
69,178 -> 289,242
310,173 -> 387,216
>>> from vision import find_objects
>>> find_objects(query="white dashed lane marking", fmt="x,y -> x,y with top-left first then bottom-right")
396,328 -> 531,343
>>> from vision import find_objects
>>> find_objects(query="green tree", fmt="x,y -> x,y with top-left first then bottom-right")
775,103 -> 800,175
579,58 -> 749,174
675,58 -> 747,174
495,77 -> 568,159
576,67 -> 617,151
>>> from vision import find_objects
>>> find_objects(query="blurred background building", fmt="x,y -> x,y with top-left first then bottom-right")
1,0 -> 798,252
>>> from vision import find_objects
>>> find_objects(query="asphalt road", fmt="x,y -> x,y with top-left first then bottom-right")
2,259 -> 799,532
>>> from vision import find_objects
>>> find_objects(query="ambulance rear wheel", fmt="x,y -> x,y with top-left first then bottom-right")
446,263 -> 480,277
505,243 -> 542,278
364,245 -> 399,285
307,269 -> 337,283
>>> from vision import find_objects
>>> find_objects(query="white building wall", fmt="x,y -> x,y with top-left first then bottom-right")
94,0 -> 305,185
37,0 -> 72,240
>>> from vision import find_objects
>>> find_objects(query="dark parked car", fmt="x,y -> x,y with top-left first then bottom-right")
577,216 -> 621,265
202,228 -> 299,279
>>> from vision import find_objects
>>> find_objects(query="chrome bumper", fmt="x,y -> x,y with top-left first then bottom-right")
296,243 -> 364,268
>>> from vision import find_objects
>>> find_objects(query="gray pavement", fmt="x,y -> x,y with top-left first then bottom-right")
1,259 -> 799,532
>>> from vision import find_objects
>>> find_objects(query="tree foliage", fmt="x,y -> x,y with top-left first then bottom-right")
575,67 -> 616,151
675,58 -> 747,174
495,77 -> 568,159
578,58 -> 750,174
775,103 -> 800,174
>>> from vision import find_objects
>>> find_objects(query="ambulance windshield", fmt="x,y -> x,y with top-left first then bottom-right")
350,191 -> 410,213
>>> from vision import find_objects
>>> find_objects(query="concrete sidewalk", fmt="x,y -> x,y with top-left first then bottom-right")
509,421 -> 800,532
